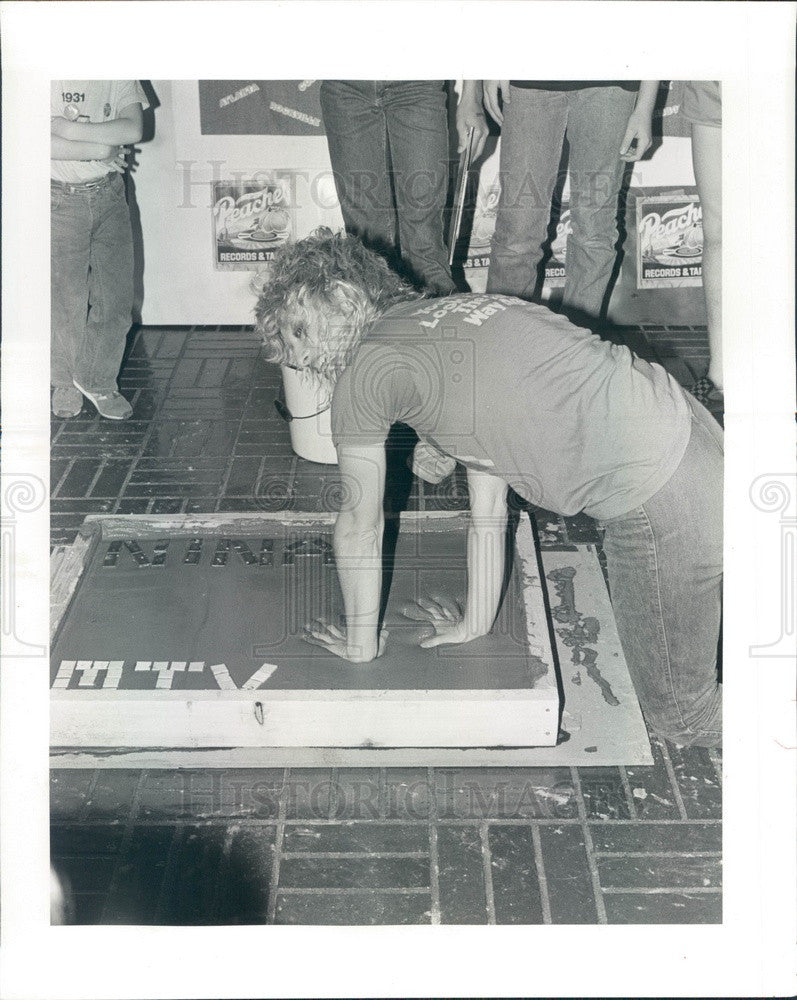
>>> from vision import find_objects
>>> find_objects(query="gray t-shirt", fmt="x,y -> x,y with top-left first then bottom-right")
331,294 -> 692,520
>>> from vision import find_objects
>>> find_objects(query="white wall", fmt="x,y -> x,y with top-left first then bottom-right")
133,80 -> 343,325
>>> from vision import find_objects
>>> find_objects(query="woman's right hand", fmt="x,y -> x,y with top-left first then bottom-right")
303,620 -> 388,663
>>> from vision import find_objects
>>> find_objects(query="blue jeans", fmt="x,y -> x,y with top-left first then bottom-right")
601,395 -> 723,747
319,80 -> 455,295
487,85 -> 636,323
51,172 -> 134,391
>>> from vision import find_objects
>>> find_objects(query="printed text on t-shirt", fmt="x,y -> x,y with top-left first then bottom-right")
412,295 -> 511,329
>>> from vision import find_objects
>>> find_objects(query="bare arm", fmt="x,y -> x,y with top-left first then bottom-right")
51,102 -> 144,145
306,444 -> 386,663
419,467 -> 508,648
464,468 -> 509,636
482,79 -> 512,126
620,80 -> 660,161
50,134 -> 118,161
456,80 -> 490,159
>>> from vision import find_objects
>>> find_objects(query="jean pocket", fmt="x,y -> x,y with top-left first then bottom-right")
50,187 -> 65,211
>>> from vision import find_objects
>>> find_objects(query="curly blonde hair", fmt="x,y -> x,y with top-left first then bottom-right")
253,229 -> 425,383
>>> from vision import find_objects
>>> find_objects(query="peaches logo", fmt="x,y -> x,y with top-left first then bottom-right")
639,201 -> 703,258
636,192 -> 704,288
549,208 -> 572,262
214,187 -> 288,237
213,177 -> 295,269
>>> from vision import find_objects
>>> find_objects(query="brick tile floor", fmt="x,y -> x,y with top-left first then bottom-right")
50,324 -> 722,924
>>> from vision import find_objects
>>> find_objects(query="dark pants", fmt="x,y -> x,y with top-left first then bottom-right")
320,80 -> 455,295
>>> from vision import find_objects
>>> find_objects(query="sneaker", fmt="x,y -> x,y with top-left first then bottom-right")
72,379 -> 133,420
51,386 -> 83,418
689,374 -> 724,407
411,440 -> 457,484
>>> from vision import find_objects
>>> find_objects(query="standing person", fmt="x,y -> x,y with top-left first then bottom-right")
482,80 -> 659,326
319,80 -> 459,296
682,81 -> 723,404
50,80 -> 148,419
255,230 -> 723,748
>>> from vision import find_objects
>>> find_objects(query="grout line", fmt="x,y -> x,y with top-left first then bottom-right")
225,381 -> 273,505
76,770 -> 101,824
51,457 -> 75,498
152,825 -> 184,923
210,823 -> 238,921
594,850 -> 721,858
265,768 -> 289,925
479,823 -> 497,925
327,768 -> 339,820
530,824 -> 552,925
656,739 -> 689,820
707,747 -> 723,784
600,886 -> 722,895
276,887 -> 431,895
84,460 -> 105,498
98,770 -> 148,922
251,455 -> 270,506
378,768 -> 387,821
111,416 -> 158,516
427,767 -> 441,925
281,851 -> 429,860
618,766 -> 638,820
49,815 -> 724,829
428,825 -> 441,926
571,767 -> 608,925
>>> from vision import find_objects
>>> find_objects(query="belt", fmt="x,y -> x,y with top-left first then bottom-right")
51,173 -> 115,193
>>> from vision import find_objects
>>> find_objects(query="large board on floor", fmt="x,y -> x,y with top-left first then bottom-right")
50,512 -> 559,750
50,513 -> 652,766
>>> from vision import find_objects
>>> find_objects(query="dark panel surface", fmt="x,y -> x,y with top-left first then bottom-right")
52,521 -> 547,692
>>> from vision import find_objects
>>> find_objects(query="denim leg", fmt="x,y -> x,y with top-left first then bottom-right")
604,401 -> 723,746
51,186 -> 91,388
77,174 -> 134,391
319,81 -> 396,257
383,81 -> 455,294
486,87 -> 567,299
601,401 -> 723,747
560,86 -> 636,322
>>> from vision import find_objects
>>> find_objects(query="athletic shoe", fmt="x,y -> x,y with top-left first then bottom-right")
411,440 -> 457,484
72,379 -> 133,420
51,386 -> 83,418
690,374 -> 724,407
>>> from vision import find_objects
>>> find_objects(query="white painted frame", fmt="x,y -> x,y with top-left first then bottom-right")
50,511 -> 562,754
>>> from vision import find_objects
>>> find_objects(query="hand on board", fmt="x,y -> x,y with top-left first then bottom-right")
303,620 -> 388,663
402,596 -> 482,649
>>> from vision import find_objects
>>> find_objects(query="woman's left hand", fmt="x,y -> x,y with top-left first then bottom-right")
303,620 -> 388,663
